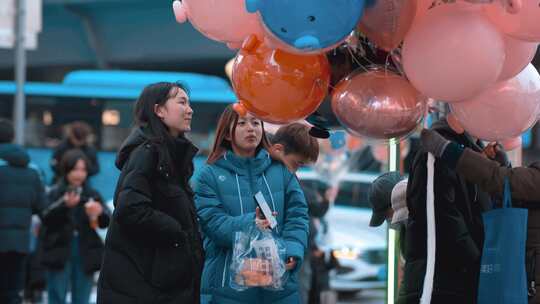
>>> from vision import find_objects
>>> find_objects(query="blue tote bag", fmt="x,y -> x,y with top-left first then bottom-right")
478,179 -> 528,304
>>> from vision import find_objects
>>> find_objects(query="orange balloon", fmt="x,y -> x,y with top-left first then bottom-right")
232,36 -> 330,124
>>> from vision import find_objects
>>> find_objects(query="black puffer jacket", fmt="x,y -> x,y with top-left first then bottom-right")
0,143 -> 47,254
41,182 -> 110,274
397,120 -> 491,304
97,128 -> 204,304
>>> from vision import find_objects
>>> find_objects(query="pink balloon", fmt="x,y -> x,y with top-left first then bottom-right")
484,0 -> 540,42
499,35 -> 538,81
403,3 -> 505,101
451,64 -> 540,141
331,69 -> 427,140
415,0 -> 434,21
416,0 -> 500,21
358,0 -> 417,51
172,0 -> 264,47
415,0 -> 471,22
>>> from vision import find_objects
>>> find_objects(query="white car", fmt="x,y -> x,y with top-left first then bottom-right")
297,170 -> 387,293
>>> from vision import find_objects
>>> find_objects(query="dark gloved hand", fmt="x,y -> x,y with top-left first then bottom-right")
484,142 -> 511,167
420,129 -> 451,157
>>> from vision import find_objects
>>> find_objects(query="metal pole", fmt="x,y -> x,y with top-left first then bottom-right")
14,0 -> 26,145
387,137 -> 401,304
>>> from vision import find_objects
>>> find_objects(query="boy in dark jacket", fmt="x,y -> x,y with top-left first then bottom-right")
398,118 -> 491,304
0,119 -> 47,304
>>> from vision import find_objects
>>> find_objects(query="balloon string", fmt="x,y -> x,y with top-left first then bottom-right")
345,45 -> 370,73
347,36 -> 379,70
328,83 -> 337,90
384,54 -> 391,77
384,53 -> 403,77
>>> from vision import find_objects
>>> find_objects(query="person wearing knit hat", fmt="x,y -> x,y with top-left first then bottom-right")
368,171 -> 404,227
390,179 -> 409,226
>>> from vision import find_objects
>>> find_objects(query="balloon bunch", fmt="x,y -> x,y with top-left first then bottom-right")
173,0 -> 539,144
401,0 -> 540,144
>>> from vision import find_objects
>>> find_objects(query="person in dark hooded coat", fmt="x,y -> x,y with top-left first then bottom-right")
97,82 -> 204,304
397,118 -> 491,304
0,119 -> 47,304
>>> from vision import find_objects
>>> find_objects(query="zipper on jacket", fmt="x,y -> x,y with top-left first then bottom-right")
222,250 -> 229,288
247,158 -> 254,196
235,174 -> 244,215
262,173 -> 277,212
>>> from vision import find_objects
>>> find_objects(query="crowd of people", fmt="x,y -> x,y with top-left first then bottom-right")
1,81 -> 539,304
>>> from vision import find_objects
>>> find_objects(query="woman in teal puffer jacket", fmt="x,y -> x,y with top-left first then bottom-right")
194,105 -> 309,304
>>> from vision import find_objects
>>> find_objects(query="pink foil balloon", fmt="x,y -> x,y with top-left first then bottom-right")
451,64 -> 540,141
484,0 -> 540,42
358,0 -> 417,51
331,69 -> 427,140
403,3 -> 505,101
499,35 -> 538,81
172,0 -> 264,47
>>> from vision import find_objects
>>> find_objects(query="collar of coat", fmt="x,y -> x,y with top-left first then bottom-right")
214,149 -> 273,176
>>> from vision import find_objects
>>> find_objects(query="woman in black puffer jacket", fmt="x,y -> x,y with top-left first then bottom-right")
97,82 -> 204,304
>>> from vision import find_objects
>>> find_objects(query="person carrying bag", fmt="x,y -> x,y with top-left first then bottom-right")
478,178 -> 528,304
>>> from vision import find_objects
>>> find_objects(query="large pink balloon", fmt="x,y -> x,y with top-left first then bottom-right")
358,0 -> 417,51
451,64 -> 540,141
403,3 -> 505,102
416,0 -> 504,21
415,0 -> 469,22
172,0 -> 264,48
499,35 -> 538,81
331,69 -> 427,140
484,0 -> 540,42
415,0 -> 433,21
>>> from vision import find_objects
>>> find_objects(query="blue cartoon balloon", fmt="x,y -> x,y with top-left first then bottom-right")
245,0 -> 366,53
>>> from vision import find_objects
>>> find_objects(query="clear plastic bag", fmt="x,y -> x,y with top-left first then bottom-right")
230,224 -> 288,291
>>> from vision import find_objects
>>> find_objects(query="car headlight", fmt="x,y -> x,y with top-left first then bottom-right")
332,247 -> 360,260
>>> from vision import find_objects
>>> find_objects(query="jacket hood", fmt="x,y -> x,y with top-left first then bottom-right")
0,143 -> 30,167
115,127 -> 148,170
214,149 -> 273,176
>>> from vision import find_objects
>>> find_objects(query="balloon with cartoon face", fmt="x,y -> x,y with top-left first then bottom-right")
245,0 -> 367,53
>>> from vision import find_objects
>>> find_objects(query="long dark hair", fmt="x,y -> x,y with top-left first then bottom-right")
133,82 -> 190,167
134,82 -> 190,141
59,149 -> 90,183
207,105 -> 271,164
